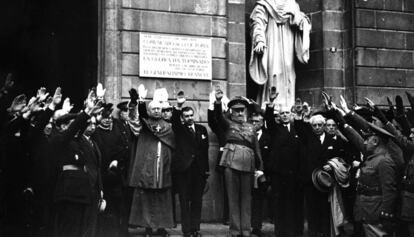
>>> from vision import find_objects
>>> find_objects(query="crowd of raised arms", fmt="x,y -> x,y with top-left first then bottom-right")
1,72 -> 414,237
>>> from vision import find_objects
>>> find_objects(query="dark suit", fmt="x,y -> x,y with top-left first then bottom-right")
294,120 -> 341,237
52,112 -> 102,237
251,128 -> 271,231
93,118 -> 133,237
171,108 -> 209,234
264,106 -> 303,237
26,109 -> 56,237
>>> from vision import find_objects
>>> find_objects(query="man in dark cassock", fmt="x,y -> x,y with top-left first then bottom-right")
128,99 -> 175,237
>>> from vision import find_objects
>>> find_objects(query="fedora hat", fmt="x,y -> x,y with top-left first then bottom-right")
312,168 -> 333,192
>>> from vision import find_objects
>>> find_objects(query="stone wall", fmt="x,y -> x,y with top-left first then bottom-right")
102,0 -> 414,222
296,0 -> 353,107
354,0 -> 414,105
296,0 -> 414,107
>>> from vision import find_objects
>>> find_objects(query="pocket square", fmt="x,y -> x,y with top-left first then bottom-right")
201,134 -> 207,139
327,146 -> 333,150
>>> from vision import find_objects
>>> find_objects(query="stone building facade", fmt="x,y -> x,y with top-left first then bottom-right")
99,0 -> 414,221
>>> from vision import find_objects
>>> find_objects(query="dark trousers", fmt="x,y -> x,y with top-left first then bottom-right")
270,174 -> 304,237
217,150 -> 229,223
225,168 -> 253,237
53,201 -> 90,237
176,165 -> 206,233
97,187 -> 129,237
304,184 -> 330,237
251,182 -> 267,230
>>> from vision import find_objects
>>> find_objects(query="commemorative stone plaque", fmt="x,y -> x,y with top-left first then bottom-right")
139,32 -> 212,80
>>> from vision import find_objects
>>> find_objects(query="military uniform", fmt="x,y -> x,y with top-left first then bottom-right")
52,112 -> 103,237
213,99 -> 263,237
340,117 -> 398,237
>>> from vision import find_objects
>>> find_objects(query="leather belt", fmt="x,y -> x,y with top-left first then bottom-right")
226,140 -> 254,150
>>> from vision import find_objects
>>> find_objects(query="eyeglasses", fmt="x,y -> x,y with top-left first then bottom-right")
162,108 -> 173,112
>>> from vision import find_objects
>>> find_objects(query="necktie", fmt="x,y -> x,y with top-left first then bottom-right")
189,126 -> 195,136
284,124 -> 289,132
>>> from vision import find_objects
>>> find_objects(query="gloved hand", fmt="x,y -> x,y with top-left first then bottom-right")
129,88 -> 139,106
395,95 -> 405,117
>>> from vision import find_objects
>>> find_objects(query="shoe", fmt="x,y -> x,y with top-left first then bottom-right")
157,228 -> 170,237
144,228 -> 152,237
251,228 -> 262,237
193,231 -> 202,237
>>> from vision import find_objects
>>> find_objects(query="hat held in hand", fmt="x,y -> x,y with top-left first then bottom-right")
312,168 -> 333,192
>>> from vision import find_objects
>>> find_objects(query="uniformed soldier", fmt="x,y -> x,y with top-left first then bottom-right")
52,91 -> 104,237
212,91 -> 263,237
330,97 -> 398,237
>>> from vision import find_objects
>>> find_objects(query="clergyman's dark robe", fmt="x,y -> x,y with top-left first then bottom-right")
128,117 -> 175,228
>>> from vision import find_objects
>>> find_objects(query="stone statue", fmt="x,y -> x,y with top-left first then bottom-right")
249,0 -> 311,108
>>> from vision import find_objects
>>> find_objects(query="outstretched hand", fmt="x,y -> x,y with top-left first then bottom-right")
129,88 -> 139,106
52,87 -> 62,106
96,83 -> 106,100
215,88 -> 223,101
395,95 -> 404,116
339,95 -> 351,114
269,86 -> 278,102
85,90 -> 103,115
294,98 -> 303,114
36,87 -> 49,102
62,98 -> 73,113
364,97 -> 375,110
176,90 -> 186,105
138,84 -> 147,100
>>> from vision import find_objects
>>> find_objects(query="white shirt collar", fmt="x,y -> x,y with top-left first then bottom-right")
257,129 -> 262,140
320,132 -> 325,144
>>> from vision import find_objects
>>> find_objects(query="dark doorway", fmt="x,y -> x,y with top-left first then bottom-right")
0,0 -> 99,109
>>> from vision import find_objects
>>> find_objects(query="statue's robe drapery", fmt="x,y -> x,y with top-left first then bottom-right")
249,0 -> 311,108
128,118 -> 175,228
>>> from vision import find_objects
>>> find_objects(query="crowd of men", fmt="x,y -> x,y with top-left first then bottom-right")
1,72 -> 414,237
